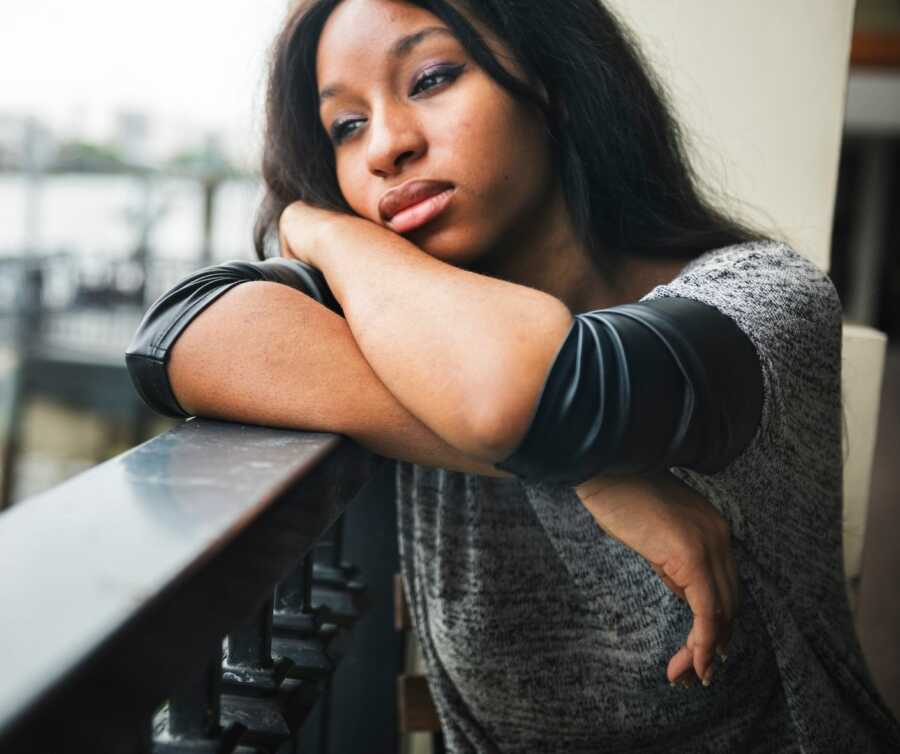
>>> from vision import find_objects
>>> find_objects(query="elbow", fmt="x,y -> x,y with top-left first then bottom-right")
465,397 -> 537,464
466,307 -> 573,463
124,351 -> 193,419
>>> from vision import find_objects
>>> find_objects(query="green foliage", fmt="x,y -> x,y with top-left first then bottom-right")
52,140 -> 128,173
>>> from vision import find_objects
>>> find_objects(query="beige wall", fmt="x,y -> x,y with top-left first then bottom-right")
605,0 -> 855,272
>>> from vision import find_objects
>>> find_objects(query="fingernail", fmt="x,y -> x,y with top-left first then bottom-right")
681,678 -> 691,689
702,666 -> 715,687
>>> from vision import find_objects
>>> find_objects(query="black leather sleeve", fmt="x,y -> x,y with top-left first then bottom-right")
124,257 -> 343,419
493,297 -> 764,485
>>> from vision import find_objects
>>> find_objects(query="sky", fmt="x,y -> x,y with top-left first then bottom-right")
0,0 -> 291,164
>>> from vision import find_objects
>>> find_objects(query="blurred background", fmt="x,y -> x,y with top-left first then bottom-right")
0,0 -> 291,505
0,0 -> 898,733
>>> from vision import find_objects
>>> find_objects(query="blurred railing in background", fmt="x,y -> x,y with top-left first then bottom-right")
0,251 -> 203,509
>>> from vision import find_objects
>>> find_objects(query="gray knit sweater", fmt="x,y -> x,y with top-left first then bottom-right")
395,240 -> 900,752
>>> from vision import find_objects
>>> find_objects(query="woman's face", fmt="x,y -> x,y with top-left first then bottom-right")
315,0 -> 559,267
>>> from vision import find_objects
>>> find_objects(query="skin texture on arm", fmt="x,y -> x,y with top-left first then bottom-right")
165,278 -> 513,478
283,208 -> 574,462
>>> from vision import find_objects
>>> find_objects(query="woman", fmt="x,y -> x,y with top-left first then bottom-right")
125,0 -> 900,750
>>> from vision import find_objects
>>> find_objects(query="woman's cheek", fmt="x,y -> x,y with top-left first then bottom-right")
335,169 -> 372,222
451,118 -> 496,167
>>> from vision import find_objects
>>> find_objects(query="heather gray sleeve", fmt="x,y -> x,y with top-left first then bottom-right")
124,258 -> 342,418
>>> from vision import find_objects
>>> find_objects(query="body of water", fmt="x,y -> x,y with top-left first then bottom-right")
0,174 -> 269,506
0,173 -> 265,264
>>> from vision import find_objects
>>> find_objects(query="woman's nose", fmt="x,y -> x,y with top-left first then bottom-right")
366,106 -> 426,177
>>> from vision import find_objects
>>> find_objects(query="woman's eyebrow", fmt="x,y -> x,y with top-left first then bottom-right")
319,26 -> 454,101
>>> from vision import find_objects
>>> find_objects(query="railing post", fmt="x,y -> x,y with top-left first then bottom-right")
154,641 -> 252,753
272,554 -> 337,679
226,598 -> 276,670
219,580 -> 336,749
168,642 -> 223,737
331,515 -> 344,569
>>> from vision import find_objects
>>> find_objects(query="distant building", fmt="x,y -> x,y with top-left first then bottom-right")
0,115 -> 27,171
114,110 -> 152,167
0,115 -> 58,173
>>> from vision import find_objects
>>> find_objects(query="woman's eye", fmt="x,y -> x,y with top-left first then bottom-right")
329,64 -> 465,145
331,119 -> 363,144
410,64 -> 465,97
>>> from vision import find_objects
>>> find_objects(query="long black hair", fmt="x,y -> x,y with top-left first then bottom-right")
253,0 -> 779,280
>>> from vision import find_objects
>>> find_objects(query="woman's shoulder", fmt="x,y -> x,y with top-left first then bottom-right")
643,238 -> 843,457
642,239 -> 842,343
671,238 -> 835,294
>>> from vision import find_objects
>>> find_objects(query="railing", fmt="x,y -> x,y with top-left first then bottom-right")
0,417 -> 388,753
0,253 -> 203,510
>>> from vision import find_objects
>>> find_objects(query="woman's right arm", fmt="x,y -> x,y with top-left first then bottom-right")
126,263 -> 510,477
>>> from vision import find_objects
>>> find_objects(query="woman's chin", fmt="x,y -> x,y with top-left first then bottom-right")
406,224 -> 488,267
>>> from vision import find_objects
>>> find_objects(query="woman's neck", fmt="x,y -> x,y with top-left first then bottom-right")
469,179 -> 688,313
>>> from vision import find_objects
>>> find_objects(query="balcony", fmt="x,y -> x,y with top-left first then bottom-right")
0,416 -> 409,753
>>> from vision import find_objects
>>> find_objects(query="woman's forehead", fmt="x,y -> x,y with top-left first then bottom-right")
316,0 -> 448,76
315,0 -> 516,94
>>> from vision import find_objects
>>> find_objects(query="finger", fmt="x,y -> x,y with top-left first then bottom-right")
710,547 -> 734,623
715,539 -> 740,658
664,576 -> 686,601
667,644 -> 694,684
715,605 -> 734,662
686,620 -> 718,687
687,613 -> 718,685
717,624 -> 733,663
722,543 -> 741,652
707,544 -> 734,658
674,668 -> 700,688
670,654 -> 704,689
679,556 -> 720,683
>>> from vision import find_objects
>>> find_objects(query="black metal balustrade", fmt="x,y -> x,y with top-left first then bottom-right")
0,418 -> 388,753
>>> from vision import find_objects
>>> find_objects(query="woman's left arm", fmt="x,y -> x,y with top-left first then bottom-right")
281,201 -> 573,461
575,470 -> 739,687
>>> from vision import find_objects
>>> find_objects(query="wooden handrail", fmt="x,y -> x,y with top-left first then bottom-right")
0,418 -> 381,752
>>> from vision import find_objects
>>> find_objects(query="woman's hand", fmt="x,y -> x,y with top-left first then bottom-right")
278,199 -> 355,266
574,470 -> 739,687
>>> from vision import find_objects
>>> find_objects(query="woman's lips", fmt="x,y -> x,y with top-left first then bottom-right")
386,187 -> 456,233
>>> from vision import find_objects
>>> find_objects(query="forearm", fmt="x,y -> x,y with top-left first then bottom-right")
166,280 -> 512,476
308,218 -> 574,460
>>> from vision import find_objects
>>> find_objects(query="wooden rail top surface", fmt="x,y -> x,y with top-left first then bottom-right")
0,418 -> 374,744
